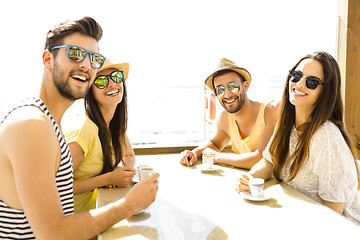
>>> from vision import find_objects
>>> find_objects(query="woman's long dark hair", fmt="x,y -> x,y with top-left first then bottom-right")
269,51 -> 359,185
85,83 -> 128,174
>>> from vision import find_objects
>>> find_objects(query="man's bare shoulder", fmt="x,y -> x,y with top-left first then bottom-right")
0,106 -> 60,174
2,105 -> 50,123
217,110 -> 229,123
0,106 -> 55,142
264,100 -> 280,124
216,110 -> 230,132
264,100 -> 280,110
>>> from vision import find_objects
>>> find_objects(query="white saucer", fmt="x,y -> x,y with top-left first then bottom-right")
241,191 -> 270,201
196,164 -> 219,172
133,207 -> 147,216
132,174 -> 140,183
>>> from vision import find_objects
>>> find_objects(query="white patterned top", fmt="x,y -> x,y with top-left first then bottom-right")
263,121 -> 360,224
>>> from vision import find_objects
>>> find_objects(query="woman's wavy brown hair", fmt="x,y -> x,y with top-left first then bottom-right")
85,83 -> 128,174
269,51 -> 359,185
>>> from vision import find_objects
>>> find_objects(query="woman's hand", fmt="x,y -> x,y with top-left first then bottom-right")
107,167 -> 136,187
236,174 -> 251,193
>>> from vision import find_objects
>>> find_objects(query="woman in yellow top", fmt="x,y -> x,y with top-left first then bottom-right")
65,58 -> 136,213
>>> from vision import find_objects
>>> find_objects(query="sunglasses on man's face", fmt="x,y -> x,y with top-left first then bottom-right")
289,70 -> 324,90
94,71 -> 124,89
214,82 -> 241,98
50,45 -> 106,69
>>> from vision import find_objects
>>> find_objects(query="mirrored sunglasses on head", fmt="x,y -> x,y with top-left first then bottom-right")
214,82 -> 241,98
50,44 -> 106,69
289,70 -> 324,90
94,71 -> 124,89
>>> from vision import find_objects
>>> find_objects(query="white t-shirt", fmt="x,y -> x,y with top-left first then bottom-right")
263,121 -> 360,223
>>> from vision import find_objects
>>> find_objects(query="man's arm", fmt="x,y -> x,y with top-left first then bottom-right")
179,111 -> 230,166
323,201 -> 345,214
3,108 -> 158,240
215,101 -> 279,169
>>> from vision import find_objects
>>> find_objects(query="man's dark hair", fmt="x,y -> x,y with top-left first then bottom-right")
44,16 -> 103,55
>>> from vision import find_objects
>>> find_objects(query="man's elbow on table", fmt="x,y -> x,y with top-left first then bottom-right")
323,200 -> 345,215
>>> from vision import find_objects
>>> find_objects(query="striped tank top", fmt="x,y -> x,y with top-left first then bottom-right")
0,98 -> 74,239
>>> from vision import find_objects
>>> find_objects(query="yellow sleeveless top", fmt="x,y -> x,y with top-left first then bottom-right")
228,102 -> 266,154
65,117 -> 103,213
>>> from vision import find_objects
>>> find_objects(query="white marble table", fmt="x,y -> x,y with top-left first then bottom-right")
97,154 -> 360,239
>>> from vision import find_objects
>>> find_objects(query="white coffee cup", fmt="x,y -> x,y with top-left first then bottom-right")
202,152 -> 214,169
139,167 -> 154,181
136,165 -> 148,175
249,178 -> 265,197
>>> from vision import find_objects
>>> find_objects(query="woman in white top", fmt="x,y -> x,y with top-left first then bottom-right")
237,51 -> 360,223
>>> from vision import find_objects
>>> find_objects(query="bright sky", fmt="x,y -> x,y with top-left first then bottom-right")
0,0 -> 338,143
0,0 -> 337,98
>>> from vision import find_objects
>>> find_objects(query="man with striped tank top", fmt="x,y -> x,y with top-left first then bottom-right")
180,58 -> 279,169
0,17 -> 159,240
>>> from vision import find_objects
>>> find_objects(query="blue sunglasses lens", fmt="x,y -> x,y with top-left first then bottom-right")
110,71 -> 124,83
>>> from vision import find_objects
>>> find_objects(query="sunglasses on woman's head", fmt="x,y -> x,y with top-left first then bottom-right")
94,71 -> 124,89
214,82 -> 241,98
50,45 -> 106,69
289,70 -> 324,90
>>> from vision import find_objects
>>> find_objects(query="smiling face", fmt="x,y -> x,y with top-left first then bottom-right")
213,71 -> 248,113
289,59 -> 324,115
92,68 -> 124,109
51,33 -> 99,100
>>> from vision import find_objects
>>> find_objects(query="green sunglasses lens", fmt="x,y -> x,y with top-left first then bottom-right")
110,71 -> 124,83
94,76 -> 108,89
68,46 -> 86,61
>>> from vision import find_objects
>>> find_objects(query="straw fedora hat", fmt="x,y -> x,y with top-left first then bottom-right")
98,58 -> 130,81
205,58 -> 251,91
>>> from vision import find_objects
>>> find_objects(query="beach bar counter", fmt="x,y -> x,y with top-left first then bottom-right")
97,154 -> 360,239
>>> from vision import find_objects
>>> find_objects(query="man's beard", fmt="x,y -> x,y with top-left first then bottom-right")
221,92 -> 245,113
52,62 -> 90,101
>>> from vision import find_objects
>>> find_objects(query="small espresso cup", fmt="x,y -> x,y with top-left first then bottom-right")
136,165 -> 148,175
139,167 -> 154,181
202,152 -> 214,169
249,178 -> 265,197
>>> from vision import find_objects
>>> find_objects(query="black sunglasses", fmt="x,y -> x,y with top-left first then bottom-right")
289,70 -> 324,90
214,82 -> 241,98
94,71 -> 124,89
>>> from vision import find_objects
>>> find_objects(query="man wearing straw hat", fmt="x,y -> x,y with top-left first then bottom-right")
180,58 -> 278,169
